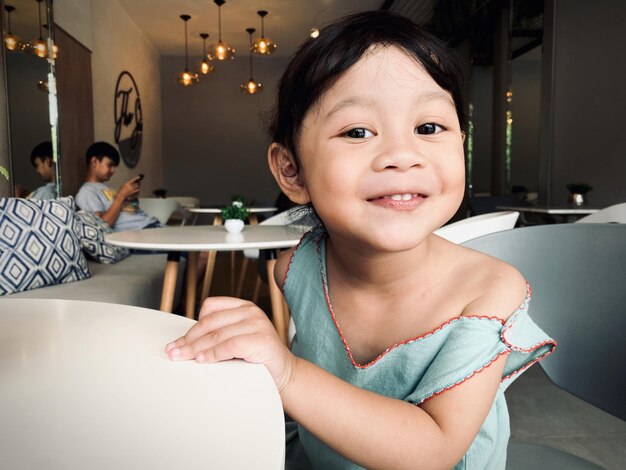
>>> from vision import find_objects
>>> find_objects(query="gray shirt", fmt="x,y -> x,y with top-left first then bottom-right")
75,182 -> 158,232
28,182 -> 56,200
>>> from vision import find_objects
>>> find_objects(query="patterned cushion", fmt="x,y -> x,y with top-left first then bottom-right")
0,197 -> 91,296
74,210 -> 130,264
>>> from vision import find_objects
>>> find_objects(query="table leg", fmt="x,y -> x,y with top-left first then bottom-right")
200,250 -> 217,302
230,250 -> 236,296
185,252 -> 199,319
160,252 -> 180,313
236,257 -> 249,298
265,253 -> 288,345
235,214 -> 259,298
197,214 -> 223,300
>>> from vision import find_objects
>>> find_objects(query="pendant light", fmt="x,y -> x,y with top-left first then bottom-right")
4,5 -> 26,51
240,28 -> 262,95
198,33 -> 214,75
177,14 -> 199,87
252,10 -> 277,55
30,0 -> 58,59
207,0 -> 234,61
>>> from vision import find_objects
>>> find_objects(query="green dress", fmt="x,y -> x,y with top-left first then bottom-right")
283,229 -> 556,469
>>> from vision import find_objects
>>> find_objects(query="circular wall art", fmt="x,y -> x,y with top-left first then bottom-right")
114,71 -> 143,168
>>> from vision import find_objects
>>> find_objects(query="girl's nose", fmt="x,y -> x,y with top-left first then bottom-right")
372,133 -> 425,171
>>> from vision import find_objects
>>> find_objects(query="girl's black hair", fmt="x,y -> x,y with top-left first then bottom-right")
269,10 -> 466,164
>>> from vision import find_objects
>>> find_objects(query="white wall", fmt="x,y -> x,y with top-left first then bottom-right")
54,0 -> 165,197
160,55 -> 289,206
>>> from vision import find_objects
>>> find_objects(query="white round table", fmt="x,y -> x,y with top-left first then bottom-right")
106,225 -> 306,343
0,298 -> 285,470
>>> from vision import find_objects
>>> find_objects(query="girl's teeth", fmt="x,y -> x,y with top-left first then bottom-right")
390,193 -> 415,201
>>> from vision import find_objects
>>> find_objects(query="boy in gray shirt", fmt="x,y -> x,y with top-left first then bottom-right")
14,141 -> 57,200
75,142 -> 158,231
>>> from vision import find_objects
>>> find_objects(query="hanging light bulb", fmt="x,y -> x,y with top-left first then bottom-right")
198,33 -> 214,75
252,10 -> 277,55
4,5 -> 26,51
177,14 -> 199,87
240,28 -> 262,95
207,0 -> 235,61
29,0 -> 58,59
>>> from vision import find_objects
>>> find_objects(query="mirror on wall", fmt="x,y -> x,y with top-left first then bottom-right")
3,0 -> 59,199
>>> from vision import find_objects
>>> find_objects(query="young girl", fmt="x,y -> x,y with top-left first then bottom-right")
166,11 -> 555,469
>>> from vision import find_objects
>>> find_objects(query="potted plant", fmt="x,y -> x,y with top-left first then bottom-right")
566,182 -> 593,206
220,199 -> 250,233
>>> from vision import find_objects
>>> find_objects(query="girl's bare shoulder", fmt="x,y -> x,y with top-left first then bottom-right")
441,240 -> 528,322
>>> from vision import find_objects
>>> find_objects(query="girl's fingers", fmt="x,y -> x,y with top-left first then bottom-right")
182,302 -> 260,345
197,296 -> 254,320
195,333 -> 259,364
168,315 -> 270,362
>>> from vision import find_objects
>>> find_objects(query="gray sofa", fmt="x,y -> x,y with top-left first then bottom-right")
3,254 -> 184,310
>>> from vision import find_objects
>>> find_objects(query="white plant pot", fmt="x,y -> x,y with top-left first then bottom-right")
224,219 -> 244,233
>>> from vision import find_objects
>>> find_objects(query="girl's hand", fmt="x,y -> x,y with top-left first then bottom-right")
165,297 -> 295,391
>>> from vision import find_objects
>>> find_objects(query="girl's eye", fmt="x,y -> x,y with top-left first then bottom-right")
416,123 -> 444,135
344,128 -> 373,139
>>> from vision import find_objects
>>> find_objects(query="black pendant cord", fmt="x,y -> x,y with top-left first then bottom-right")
218,7 -> 222,42
37,0 -> 43,40
184,21 -> 189,70
6,7 -> 13,34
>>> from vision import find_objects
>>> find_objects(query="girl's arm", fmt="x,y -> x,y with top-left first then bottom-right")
281,350 -> 508,470
166,250 -> 522,469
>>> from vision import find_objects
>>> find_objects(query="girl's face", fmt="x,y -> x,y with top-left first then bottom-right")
289,45 -> 465,253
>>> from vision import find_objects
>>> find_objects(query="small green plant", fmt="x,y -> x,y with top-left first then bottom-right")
220,200 -> 250,221
0,165 -> 9,181
566,182 -> 593,194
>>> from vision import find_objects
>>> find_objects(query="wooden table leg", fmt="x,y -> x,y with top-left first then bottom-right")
160,252 -> 180,313
235,214 -> 258,298
265,254 -> 288,345
197,214 -> 223,299
185,251 -> 198,319
200,250 -> 217,302
230,250 -> 236,296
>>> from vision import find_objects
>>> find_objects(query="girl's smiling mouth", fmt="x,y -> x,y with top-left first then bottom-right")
368,193 -> 428,209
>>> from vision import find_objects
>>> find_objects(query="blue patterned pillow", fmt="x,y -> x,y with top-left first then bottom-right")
74,210 -> 130,264
0,197 -> 91,296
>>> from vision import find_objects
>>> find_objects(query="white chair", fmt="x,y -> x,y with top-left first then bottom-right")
138,198 -> 181,225
433,211 -> 520,244
168,196 -> 200,225
575,202 -> 626,224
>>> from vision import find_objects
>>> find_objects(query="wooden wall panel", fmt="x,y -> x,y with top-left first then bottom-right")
55,26 -> 94,197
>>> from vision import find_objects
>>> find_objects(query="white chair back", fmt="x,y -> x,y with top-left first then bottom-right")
168,196 -> 200,209
243,210 -> 298,260
167,197 -> 200,225
434,211 -> 520,244
575,202 -> 626,224
138,198 -> 181,225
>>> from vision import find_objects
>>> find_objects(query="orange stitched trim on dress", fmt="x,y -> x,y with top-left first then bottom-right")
316,236 -> 509,369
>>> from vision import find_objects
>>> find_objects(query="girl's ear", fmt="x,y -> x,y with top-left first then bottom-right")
267,143 -> 310,205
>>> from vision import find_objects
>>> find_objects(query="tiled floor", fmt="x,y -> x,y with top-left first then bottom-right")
507,365 -> 626,469
188,252 -> 626,469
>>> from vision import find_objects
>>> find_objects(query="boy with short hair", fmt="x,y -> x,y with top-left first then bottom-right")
75,141 -> 158,231
15,141 -> 57,199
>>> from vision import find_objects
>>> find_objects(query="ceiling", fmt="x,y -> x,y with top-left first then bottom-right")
115,0 -> 385,57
